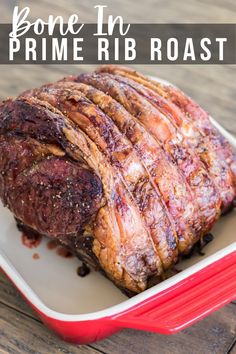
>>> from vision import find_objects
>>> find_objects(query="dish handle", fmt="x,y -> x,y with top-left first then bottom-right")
111,252 -> 236,334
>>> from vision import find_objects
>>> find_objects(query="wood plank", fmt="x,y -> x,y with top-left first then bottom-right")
1,271 -> 236,354
227,338 -> 236,354
0,270 -> 37,318
1,0 -> 236,23
0,303 -> 102,354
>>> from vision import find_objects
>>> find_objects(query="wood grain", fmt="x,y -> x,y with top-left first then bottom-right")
0,271 -> 236,354
0,0 -> 236,353
0,304 -> 102,354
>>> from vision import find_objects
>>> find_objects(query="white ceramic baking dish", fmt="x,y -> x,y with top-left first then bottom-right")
0,77 -> 235,344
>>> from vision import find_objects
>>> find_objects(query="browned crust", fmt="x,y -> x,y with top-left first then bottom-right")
97,65 -> 236,212
22,82 -> 179,269
0,134 -> 103,239
74,73 -> 221,246
0,97 -> 162,292
57,80 -> 204,253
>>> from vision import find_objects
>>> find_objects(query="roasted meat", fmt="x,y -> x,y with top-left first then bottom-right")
75,73 -> 222,234
96,65 -> 236,213
0,66 -> 235,294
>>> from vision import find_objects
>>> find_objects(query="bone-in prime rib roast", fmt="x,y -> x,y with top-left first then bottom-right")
0,65 -> 235,294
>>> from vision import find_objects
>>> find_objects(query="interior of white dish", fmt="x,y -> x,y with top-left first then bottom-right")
0,204 -> 235,315
0,76 -> 235,317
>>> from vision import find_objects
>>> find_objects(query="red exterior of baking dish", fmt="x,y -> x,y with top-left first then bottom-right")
4,251 -> 236,344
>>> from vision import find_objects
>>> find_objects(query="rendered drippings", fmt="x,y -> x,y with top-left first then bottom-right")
32,253 -> 40,260
21,233 -> 42,249
47,240 -> 58,250
56,246 -> 74,258
77,263 -> 91,277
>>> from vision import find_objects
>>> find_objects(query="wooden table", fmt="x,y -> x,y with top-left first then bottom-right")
0,0 -> 236,353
